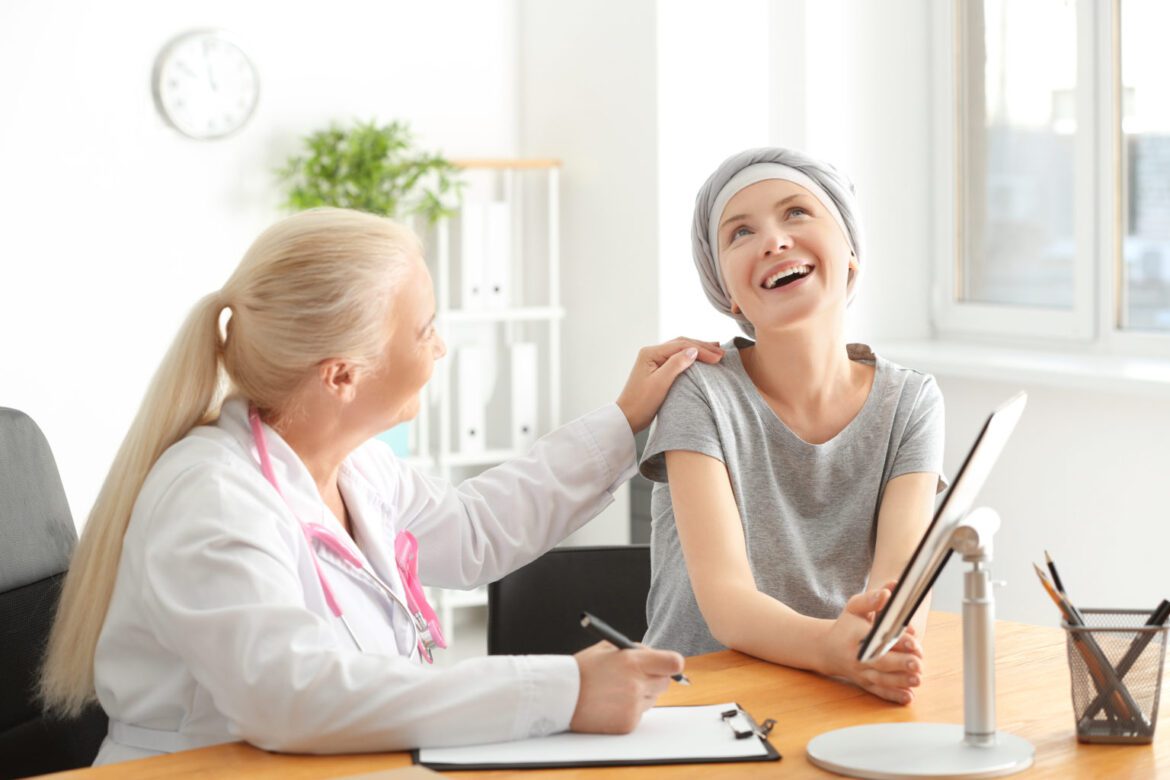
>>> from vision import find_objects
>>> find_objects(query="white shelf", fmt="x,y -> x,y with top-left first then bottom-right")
421,162 -> 560,623
441,306 -> 565,323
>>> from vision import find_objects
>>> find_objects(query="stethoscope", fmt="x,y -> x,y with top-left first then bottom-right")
248,407 -> 447,662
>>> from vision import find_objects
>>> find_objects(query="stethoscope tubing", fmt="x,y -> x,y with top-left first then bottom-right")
247,407 -> 439,662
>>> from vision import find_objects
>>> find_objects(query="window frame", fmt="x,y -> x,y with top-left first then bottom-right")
932,0 -> 1168,353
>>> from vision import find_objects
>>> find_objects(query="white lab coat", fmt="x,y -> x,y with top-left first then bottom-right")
91,397 -> 636,765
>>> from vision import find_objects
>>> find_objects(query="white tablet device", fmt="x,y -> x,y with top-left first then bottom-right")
857,391 -> 1028,664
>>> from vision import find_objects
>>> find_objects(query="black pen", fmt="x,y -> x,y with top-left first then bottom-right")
579,611 -> 691,685
1045,550 -> 1087,624
1044,550 -> 1066,594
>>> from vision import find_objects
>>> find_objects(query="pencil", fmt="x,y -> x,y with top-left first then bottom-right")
1033,563 -> 1142,726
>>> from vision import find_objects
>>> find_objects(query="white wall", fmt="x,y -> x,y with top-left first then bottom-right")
517,0 -> 659,422
516,0 -> 667,544
930,379 -> 1170,626
0,0 -> 519,523
836,0 -> 935,344
656,0 -> 770,346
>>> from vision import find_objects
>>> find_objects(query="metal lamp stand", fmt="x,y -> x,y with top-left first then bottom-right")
807,508 -> 1035,779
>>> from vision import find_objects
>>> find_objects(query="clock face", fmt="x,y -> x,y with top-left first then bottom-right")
152,30 -> 259,140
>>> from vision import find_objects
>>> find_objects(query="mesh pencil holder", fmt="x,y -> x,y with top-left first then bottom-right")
1062,608 -> 1168,744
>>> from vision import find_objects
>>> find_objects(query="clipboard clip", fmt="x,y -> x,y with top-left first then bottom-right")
721,707 -> 777,740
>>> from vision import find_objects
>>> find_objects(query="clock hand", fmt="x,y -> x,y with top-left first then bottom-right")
202,39 -> 219,92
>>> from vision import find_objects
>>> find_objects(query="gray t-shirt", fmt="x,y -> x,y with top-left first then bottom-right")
639,339 -> 946,657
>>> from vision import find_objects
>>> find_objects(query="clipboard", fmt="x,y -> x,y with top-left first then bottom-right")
412,702 -> 781,770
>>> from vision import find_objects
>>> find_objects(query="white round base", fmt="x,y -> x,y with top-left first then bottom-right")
807,723 -> 1034,780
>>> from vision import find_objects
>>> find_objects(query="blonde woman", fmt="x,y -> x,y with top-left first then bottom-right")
640,148 -> 946,705
40,208 -> 723,765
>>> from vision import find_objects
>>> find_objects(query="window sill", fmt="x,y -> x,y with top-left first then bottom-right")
878,340 -> 1170,398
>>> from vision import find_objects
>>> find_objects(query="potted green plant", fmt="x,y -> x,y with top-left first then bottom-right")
277,119 -> 462,223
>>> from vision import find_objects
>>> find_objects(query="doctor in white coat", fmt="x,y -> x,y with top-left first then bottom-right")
39,208 -> 724,765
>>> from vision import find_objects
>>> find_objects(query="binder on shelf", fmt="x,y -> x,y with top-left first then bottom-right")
459,203 -> 486,310
483,201 -> 511,309
457,346 -> 486,454
510,342 -> 538,451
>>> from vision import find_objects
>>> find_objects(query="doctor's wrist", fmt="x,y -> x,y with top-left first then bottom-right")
614,399 -> 640,436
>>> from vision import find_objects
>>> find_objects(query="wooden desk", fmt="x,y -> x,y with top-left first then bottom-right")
38,612 -> 1167,779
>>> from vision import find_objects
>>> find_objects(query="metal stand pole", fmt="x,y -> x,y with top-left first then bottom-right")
806,508 -> 1034,779
954,506 -> 999,746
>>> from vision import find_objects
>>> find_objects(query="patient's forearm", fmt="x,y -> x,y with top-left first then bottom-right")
704,587 -> 834,673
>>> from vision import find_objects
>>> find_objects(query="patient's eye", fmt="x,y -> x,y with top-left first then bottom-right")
785,206 -> 810,219
730,225 -> 753,241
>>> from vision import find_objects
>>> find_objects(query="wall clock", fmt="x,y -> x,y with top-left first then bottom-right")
152,30 -> 259,140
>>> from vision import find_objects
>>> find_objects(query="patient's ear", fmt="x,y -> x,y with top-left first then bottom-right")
730,300 -> 741,315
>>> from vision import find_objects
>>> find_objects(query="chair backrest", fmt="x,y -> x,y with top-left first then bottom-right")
0,408 -> 107,777
487,544 -> 650,656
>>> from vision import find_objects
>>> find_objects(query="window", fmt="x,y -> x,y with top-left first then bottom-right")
960,0 -> 1079,310
933,0 -> 1170,348
1121,1 -> 1170,331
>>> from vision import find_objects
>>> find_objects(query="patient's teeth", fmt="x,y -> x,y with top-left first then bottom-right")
763,265 -> 812,289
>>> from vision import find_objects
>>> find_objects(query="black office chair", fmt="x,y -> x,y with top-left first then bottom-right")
0,408 -> 107,778
487,544 -> 651,656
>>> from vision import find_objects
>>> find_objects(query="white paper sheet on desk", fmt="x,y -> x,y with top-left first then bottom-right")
417,703 -> 768,765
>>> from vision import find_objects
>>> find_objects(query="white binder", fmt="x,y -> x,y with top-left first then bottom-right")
483,201 -> 511,309
460,203 -> 486,310
457,346 -> 486,453
510,342 -> 538,451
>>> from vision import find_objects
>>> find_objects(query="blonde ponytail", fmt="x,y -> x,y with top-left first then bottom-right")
39,292 -> 227,716
39,208 -> 419,716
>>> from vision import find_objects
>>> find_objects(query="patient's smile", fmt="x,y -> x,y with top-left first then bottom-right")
762,264 -> 814,290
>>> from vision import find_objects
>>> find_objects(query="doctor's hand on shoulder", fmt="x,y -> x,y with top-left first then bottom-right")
616,337 -> 724,434
570,642 -> 685,733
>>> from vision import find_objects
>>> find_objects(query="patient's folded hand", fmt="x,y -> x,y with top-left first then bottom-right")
818,582 -> 926,705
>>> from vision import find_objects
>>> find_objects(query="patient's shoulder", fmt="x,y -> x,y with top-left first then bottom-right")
659,346 -> 750,418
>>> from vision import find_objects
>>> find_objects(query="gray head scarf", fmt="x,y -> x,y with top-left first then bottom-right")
691,147 -> 864,338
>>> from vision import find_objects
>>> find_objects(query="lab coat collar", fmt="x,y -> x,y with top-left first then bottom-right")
216,398 -> 407,610
215,398 -> 346,540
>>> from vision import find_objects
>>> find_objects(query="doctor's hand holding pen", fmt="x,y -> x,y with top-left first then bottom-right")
571,642 -> 686,733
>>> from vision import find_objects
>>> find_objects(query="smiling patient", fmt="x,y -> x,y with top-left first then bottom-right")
639,147 -> 948,705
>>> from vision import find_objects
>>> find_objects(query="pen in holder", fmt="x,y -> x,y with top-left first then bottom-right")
1063,608 -> 1168,744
